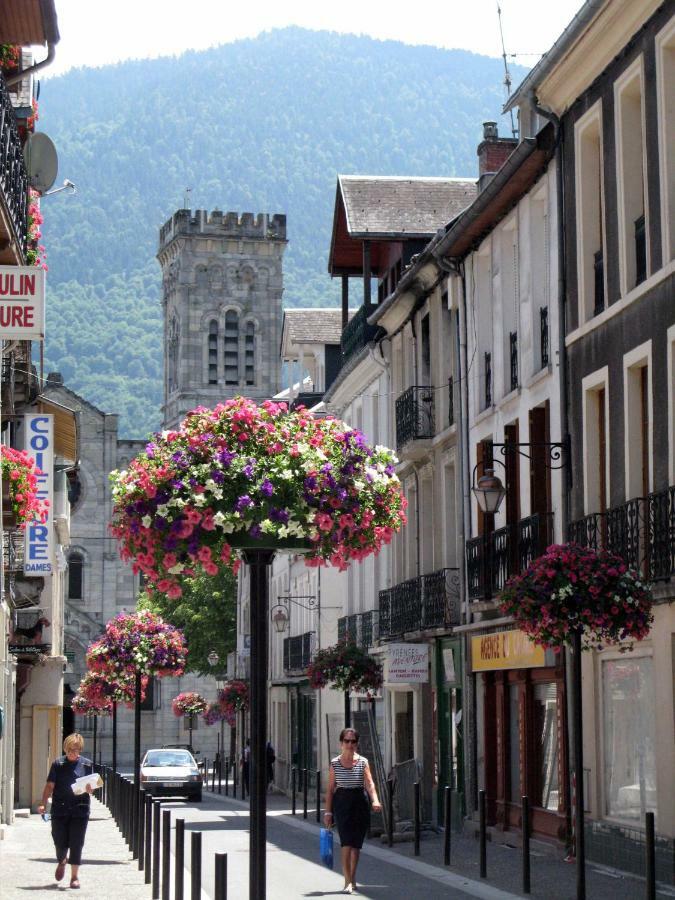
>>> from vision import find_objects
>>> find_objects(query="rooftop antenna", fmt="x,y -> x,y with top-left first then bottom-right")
496,1 -> 518,139
183,187 -> 192,210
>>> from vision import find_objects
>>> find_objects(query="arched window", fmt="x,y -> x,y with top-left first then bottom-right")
168,315 -> 180,393
68,552 -> 84,601
245,321 -> 255,386
224,310 -> 239,385
207,320 -> 218,385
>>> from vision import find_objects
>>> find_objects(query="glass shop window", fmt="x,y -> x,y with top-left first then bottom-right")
532,682 -> 560,812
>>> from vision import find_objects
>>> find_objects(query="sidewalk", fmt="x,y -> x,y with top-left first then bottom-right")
0,800 -> 148,898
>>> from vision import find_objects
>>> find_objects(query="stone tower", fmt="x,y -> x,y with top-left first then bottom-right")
157,208 -> 287,429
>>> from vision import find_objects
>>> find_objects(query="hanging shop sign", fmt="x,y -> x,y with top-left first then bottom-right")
385,642 -> 429,683
24,414 -> 53,575
0,267 -> 45,340
471,629 -> 545,672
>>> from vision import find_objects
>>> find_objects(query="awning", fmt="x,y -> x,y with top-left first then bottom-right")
35,397 -> 78,465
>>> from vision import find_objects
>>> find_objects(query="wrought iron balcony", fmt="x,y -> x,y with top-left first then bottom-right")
509,332 -> 518,391
540,307 -> 549,368
341,305 -> 379,366
448,377 -> 454,427
568,486 -> 675,581
283,631 -> 314,674
0,71 -> 28,258
395,385 -> 435,450
466,512 -> 553,601
337,611 -> 377,649
484,352 -> 492,408
378,567 -> 461,639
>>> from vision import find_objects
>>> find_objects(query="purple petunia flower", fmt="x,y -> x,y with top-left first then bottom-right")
260,479 -> 274,497
235,494 -> 254,512
218,449 -> 236,467
249,524 -> 262,538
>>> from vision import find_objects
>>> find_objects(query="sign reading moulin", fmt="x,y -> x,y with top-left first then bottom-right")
23,414 -> 54,575
0,267 -> 46,340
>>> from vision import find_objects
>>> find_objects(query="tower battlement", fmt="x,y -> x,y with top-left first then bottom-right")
159,208 -> 287,251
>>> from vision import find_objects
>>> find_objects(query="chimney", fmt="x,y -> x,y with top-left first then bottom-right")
477,122 -> 518,193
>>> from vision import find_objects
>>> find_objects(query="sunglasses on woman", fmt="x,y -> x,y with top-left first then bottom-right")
342,738 -> 357,744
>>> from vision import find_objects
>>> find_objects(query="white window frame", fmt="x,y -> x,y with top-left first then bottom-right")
622,341 -> 653,500
575,101 -> 606,323
656,17 -> 675,266
582,366 -> 610,514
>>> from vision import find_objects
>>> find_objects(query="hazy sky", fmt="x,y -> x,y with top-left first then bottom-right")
46,0 -> 584,76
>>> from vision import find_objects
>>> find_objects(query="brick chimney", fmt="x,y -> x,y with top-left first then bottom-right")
477,122 -> 518,193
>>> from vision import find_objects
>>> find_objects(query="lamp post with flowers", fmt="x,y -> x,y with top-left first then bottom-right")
172,691 -> 208,752
109,397 -> 407,900
308,642 -> 383,728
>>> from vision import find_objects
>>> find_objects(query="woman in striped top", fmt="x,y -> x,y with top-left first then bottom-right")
324,728 -> 381,894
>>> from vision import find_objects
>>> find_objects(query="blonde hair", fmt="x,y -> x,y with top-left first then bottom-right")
63,733 -> 84,754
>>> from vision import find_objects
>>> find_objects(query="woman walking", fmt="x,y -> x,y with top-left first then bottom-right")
324,728 -> 381,894
37,733 -> 96,889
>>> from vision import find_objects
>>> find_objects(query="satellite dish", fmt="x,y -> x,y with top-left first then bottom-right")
24,132 -> 58,194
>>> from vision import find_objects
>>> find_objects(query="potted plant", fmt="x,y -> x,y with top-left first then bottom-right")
1,445 -> 50,528
308,642 -> 383,726
172,691 -> 208,750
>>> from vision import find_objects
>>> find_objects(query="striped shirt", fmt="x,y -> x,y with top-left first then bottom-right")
331,755 -> 367,789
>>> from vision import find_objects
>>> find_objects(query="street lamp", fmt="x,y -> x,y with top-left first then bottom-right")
207,650 -> 219,668
206,650 -> 222,764
269,594 -> 317,633
472,468 -> 506,514
271,605 -> 289,633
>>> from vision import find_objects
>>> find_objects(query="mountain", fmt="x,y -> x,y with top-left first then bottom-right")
38,27 -> 526,437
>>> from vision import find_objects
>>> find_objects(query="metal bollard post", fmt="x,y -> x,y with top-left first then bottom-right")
175,818 -> 185,900
387,779 -> 394,847
218,758 -> 222,795
144,794 -> 152,884
225,758 -> 229,796
191,831 -> 202,900
215,852 -> 228,900
211,761 -> 216,792
444,786 -> 451,866
303,768 -> 308,819
152,800 -> 161,900
479,789 -> 487,878
316,770 -> 321,823
645,811 -> 656,900
138,788 -> 146,870
132,785 -> 139,859
413,781 -> 421,857
162,810 -> 171,900
233,755 -> 237,796
522,796 -> 531,894
291,767 -> 296,816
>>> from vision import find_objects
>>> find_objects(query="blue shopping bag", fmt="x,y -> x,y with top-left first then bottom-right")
320,826 -> 334,869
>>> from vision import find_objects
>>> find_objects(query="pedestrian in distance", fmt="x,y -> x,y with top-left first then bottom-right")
324,727 -> 381,894
37,732 -> 97,889
266,740 -> 276,792
241,738 -> 250,794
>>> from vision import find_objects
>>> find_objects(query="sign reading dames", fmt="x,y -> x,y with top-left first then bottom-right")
24,414 -> 53,576
0,267 -> 46,340
385,643 -> 429,683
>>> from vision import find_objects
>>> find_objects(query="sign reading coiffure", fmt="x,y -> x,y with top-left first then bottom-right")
24,414 -> 53,576
0,267 -> 46,340
385,643 -> 429,683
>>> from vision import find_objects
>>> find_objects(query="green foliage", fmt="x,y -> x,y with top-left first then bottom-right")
138,570 -> 237,677
38,28 -> 526,437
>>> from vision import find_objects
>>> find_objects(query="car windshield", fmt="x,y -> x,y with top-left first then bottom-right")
143,751 -> 194,768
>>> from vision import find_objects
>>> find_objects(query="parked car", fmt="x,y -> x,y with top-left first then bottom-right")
140,748 -> 202,802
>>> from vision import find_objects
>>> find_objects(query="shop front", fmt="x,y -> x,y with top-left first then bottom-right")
474,629 -> 568,842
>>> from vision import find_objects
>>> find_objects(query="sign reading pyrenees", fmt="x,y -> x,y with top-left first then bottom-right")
385,643 -> 429,683
0,267 -> 45,339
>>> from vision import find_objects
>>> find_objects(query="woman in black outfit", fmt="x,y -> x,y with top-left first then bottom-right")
37,733 -> 96,889
324,728 -> 381,894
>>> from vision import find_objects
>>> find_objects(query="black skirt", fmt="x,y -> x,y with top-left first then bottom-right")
333,788 -> 370,849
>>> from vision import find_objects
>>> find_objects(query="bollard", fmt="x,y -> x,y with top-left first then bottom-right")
522,796 -> 531,894
233,754 -> 238,796
316,770 -> 321,823
215,852 -> 228,900
218,758 -> 222,795
413,781 -> 421,857
291,767 -> 296,816
645,811 -> 656,900
175,818 -> 185,900
387,779 -> 394,848
225,758 -> 229,797
144,794 -> 153,884
162,810 -> 171,900
138,788 -> 146,870
303,768 -> 309,819
444,786 -> 451,866
191,831 -> 202,900
479,789 -> 487,878
212,761 -> 216,792
132,785 -> 139,859
152,800 -> 161,900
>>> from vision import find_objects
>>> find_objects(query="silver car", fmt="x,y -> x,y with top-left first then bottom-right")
140,748 -> 202,802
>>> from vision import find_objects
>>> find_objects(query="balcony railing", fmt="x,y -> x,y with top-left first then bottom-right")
283,631 -> 314,674
484,352 -> 492,408
378,567 -> 461,639
568,486 -> 675,581
395,385 -> 435,450
509,332 -> 518,391
337,611 -> 377,649
341,305 -> 379,366
466,513 -> 553,601
0,71 -> 28,256
540,307 -> 549,368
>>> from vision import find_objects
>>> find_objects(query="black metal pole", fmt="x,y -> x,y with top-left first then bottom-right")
291,766 -> 296,815
191,831 -> 202,900
316,770 -> 321,823
387,779 -> 394,847
175,818 -> 185,900
444,785 -> 451,866
152,800 -> 161,900
144,794 -> 152,885
212,760 -> 216,792
645,811 -> 655,900
243,547 -> 275,900
303,767 -> 308,820
137,787 -> 145,869
522,796 -> 531,894
344,690 -> 350,728
93,715 -> 98,768
413,781 -> 420,857
572,629 -> 586,900
134,669 -> 142,784
189,717 -> 193,754
215,852 -> 228,900
112,701 -> 117,774
218,757 -> 222,794
479,788 -> 487,878
225,758 -> 229,797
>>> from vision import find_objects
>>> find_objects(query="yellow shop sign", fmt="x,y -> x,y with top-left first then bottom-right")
471,630 -> 545,672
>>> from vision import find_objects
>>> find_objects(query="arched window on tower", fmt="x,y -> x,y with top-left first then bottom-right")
168,315 -> 180,393
207,320 -> 218,385
68,551 -> 84,601
224,310 -> 239,385
245,321 -> 255,386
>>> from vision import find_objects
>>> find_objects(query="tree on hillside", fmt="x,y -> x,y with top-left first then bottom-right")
138,570 -> 237,676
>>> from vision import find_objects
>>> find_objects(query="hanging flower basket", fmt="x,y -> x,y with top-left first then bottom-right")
72,670 -> 142,713
1,445 -> 50,528
308,642 -> 383,694
498,543 -> 653,651
172,691 -> 208,718
86,610 -> 187,679
0,44 -> 20,75
217,679 -> 249,716
110,397 -> 407,598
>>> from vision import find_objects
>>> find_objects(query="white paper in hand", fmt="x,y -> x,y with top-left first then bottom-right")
71,773 -> 103,795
